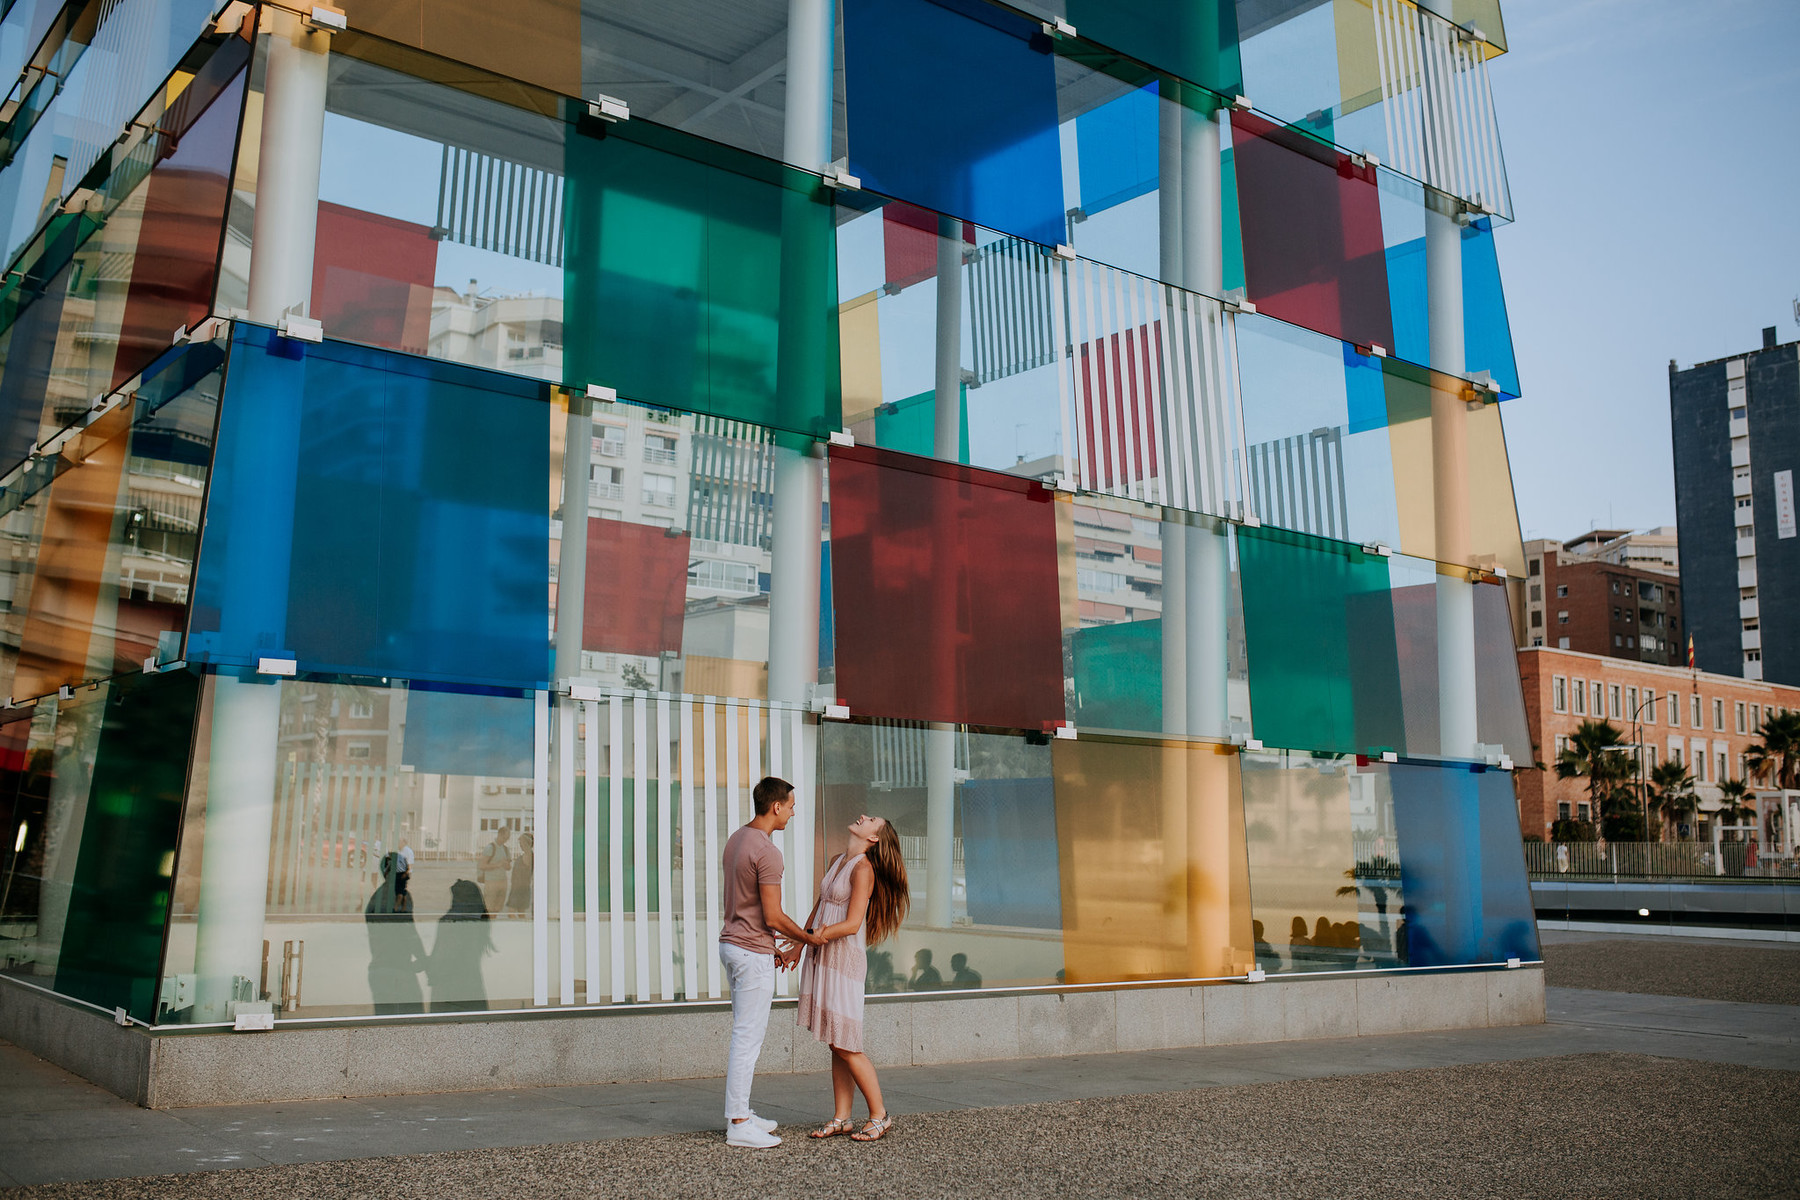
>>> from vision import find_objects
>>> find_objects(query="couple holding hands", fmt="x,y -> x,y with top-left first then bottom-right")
716,776 -> 910,1147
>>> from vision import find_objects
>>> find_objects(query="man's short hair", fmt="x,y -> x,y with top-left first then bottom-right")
753,776 -> 794,816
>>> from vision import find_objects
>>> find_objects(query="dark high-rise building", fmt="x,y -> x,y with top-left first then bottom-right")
1671,326 -> 1800,685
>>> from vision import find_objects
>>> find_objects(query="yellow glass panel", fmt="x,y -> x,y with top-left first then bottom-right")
1333,0 -> 1383,117
1385,372 -> 1523,574
1054,736 -> 1253,984
1240,751 -> 1362,972
839,291 -> 882,426
1467,401 -> 1525,577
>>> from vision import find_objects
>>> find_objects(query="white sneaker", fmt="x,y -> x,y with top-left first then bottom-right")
747,1112 -> 777,1133
726,1120 -> 781,1148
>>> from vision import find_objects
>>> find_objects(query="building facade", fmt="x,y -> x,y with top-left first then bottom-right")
1521,538 -> 1682,665
0,0 -> 1538,1053
1671,327 -> 1800,685
1515,646 -> 1800,846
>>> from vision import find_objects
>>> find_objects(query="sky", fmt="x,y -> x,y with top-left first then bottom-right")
1486,0 -> 1800,543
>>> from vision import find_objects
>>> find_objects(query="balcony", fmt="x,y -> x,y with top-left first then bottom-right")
1728,416 -> 1749,438
1736,535 -> 1757,557
642,491 -> 677,508
597,439 -> 626,458
589,481 -> 624,501
1730,442 -> 1750,468
643,445 -> 678,465
1738,565 -> 1758,587
1741,598 -> 1760,619
1742,628 -> 1761,651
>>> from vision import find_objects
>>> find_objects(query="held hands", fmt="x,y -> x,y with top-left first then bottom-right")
775,942 -> 803,970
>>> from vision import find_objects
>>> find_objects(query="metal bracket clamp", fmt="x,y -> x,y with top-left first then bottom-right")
827,430 -> 854,448
277,314 -> 323,343
1040,16 -> 1075,37
588,94 -> 629,122
256,657 -> 298,677
585,383 -> 617,402
821,165 -> 861,191
302,4 -> 347,33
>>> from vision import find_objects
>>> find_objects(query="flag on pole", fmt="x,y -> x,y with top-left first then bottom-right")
1687,635 -> 1695,670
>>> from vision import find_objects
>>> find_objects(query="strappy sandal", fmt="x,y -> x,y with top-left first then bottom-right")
810,1117 -> 855,1139
850,1114 -> 893,1141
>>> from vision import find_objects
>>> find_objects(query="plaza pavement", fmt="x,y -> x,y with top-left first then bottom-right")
3,930 -> 1798,1198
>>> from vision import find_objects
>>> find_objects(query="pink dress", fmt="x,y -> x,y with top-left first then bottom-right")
796,852 -> 867,1052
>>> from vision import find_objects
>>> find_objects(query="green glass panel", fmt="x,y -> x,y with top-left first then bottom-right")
50,669 -> 200,1020
564,120 -> 841,439
872,385 -> 968,462
1068,618 -> 1161,733
1221,147 -> 1245,294
1236,525 -> 1404,756
1065,0 -> 1243,100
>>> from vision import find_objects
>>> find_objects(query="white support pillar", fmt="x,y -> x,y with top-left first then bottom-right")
1427,182 -> 1476,761
194,8 -> 331,1023
782,0 -> 835,174
925,724 -> 956,929
934,215 -> 963,460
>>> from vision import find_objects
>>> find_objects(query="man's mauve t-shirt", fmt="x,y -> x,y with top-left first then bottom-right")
720,825 -> 784,955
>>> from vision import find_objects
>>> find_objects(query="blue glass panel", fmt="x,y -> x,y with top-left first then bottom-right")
400,686 -> 535,778
843,0 -> 1064,246
961,776 -> 1061,930
1462,217 -> 1520,397
190,326 -> 551,688
1383,236 -> 1429,366
1075,83 -> 1159,217
1388,761 -> 1538,966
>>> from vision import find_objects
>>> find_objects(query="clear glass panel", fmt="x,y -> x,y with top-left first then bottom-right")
1472,577 -> 1531,765
843,0 -> 1064,246
1054,732 -> 1253,983
827,442 -> 1064,731
188,325 -> 555,690
1240,749 -> 1374,973
0,337 -> 223,703
820,716 -> 1063,991
0,667 -> 199,1021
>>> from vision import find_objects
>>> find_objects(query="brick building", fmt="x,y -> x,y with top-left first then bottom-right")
1521,540 -> 1683,666
1516,646 -> 1800,846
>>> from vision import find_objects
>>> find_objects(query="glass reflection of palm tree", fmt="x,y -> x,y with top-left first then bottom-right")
1337,853 -> 1401,963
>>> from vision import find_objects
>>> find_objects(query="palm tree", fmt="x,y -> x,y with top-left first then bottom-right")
1649,760 -> 1697,841
1715,777 -> 1756,837
1556,720 -> 1631,828
1746,710 -> 1800,790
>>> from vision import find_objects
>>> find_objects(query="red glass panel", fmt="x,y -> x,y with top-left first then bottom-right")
312,203 -> 439,354
881,202 -> 973,292
1230,110 -> 1393,353
580,518 -> 689,658
109,47 -> 248,391
828,443 -> 1063,730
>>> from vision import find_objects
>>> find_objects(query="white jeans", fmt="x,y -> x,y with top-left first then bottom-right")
719,940 -> 776,1121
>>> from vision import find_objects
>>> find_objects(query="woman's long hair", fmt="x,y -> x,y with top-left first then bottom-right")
864,821 -> 910,945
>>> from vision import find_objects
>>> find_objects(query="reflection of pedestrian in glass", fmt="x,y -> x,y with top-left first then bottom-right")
427,878 -> 493,1012
907,948 -> 942,991
365,854 -> 425,1014
865,949 -> 900,993
949,953 -> 981,989
476,826 -> 511,914
396,837 -> 415,911
506,831 -> 535,914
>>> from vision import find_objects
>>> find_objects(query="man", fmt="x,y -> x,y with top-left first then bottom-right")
476,826 -> 511,914
718,776 -> 820,1148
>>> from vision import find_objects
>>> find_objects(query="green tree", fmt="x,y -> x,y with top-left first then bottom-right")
1746,710 -> 1800,790
1555,720 -> 1631,830
1715,777 -> 1756,836
1649,760 -> 1697,841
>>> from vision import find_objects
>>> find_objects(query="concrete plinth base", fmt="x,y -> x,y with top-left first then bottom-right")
1,967 -> 1544,1109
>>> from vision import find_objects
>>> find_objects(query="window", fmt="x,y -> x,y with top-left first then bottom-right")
1643,693 -> 1655,724
1626,636 -> 1634,648
1592,683 -> 1604,717
1558,611 -> 1569,625
1529,583 -> 1541,601
1553,676 -> 1568,713
1554,735 -> 1568,758
590,465 -> 624,500
1557,637 -> 1570,649
1578,802 -> 1591,821
1556,585 -> 1568,598
596,425 -> 627,457
1668,692 -> 1680,727
1572,679 -> 1586,716
1078,567 -> 1128,593
346,742 -> 372,759
1557,801 -> 1571,821
1530,611 -> 1543,627
1713,698 -> 1725,731
1692,695 -> 1702,728
1717,751 -> 1728,781
1609,685 -> 1621,719
1612,607 -> 1622,620
1751,704 -> 1762,733
1672,746 -> 1683,767
1614,634 -> 1622,647
1534,637 -> 1545,647
1736,701 -> 1747,734
644,433 -> 678,465
1646,746 -> 1657,769
1626,686 -> 1638,719
1529,558 -> 1541,576
688,558 -> 758,594
349,701 -> 375,720
642,473 -> 677,507
1611,581 -> 1620,594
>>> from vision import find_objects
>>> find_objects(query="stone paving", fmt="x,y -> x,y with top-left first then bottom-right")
4,932 -> 1799,1196
1540,932 -> 1800,1005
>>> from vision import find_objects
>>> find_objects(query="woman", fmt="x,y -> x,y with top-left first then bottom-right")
796,813 -> 909,1142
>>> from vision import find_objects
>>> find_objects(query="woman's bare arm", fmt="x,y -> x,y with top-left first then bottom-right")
814,860 -> 874,941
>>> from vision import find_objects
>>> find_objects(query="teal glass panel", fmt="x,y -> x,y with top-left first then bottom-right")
1236,525 -> 1404,756
189,325 -> 552,689
564,118 -> 841,438
0,669 -> 198,1021
1065,0 -> 1242,100
872,386 -> 968,462
1387,760 -> 1537,966
842,0 -> 1064,246
1068,619 -> 1161,733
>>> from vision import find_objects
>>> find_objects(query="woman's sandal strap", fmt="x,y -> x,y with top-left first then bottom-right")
851,1115 -> 893,1141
